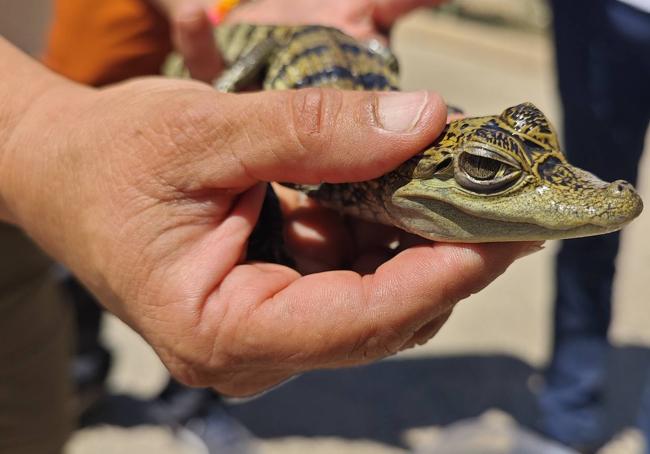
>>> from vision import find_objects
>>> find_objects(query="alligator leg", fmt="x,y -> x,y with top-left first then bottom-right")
213,39 -> 279,92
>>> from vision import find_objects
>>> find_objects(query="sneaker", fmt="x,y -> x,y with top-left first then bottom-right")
404,409 -> 576,454
177,403 -> 259,454
71,346 -> 112,417
151,380 -> 259,454
597,428 -> 646,454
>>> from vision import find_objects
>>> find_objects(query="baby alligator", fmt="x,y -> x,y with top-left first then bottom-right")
166,24 -> 643,242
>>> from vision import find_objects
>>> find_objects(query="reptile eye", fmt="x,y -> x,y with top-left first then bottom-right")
455,150 -> 522,193
459,154 -> 503,180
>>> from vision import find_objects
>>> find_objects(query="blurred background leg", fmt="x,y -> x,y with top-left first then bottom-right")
0,225 -> 74,454
541,0 -> 649,448
64,277 -> 113,416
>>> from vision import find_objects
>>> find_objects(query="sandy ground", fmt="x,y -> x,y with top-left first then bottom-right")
2,3 -> 650,453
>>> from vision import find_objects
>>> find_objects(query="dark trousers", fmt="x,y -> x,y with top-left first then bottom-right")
541,0 -> 650,446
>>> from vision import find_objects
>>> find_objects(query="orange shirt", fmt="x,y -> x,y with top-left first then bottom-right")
43,0 -> 172,86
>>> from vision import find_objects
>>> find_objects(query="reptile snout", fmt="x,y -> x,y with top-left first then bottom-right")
598,179 -> 644,226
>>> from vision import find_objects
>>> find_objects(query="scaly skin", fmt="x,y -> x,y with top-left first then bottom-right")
165,24 -> 643,242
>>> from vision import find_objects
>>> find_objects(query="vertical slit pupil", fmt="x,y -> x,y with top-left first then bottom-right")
461,154 -> 501,180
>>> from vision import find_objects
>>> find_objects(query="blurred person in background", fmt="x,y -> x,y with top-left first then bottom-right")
31,0 -> 451,453
540,0 -> 650,451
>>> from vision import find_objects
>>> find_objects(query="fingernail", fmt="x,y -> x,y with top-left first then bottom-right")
377,91 -> 428,132
515,241 -> 546,260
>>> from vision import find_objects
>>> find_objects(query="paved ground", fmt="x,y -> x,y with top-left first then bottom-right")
3,3 -> 650,453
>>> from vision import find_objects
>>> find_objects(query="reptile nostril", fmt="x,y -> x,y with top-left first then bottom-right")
609,180 -> 633,196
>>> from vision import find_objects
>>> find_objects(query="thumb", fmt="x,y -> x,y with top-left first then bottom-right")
172,2 -> 224,83
200,88 -> 447,187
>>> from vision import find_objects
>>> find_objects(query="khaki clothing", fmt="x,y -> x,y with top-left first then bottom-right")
0,224 -> 73,454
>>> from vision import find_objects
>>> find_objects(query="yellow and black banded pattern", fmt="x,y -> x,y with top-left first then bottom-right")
214,24 -> 399,92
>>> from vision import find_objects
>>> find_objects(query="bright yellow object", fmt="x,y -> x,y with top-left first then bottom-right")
211,0 -> 241,23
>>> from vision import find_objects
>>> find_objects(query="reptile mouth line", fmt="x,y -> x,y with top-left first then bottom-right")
403,195 -> 640,242
409,187 -> 643,227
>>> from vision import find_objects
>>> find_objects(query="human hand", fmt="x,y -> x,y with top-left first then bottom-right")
2,76 -> 538,396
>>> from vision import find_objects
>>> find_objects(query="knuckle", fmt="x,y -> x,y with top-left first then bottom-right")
162,96 -> 221,150
138,88 -> 220,157
289,88 -> 340,156
140,92 -> 228,186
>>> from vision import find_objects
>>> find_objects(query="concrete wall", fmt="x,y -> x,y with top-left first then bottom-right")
0,0 -> 52,54
449,0 -> 550,29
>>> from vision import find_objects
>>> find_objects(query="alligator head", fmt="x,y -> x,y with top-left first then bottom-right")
386,103 -> 643,242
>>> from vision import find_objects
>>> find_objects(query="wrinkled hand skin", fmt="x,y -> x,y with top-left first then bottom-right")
1,76 -> 538,396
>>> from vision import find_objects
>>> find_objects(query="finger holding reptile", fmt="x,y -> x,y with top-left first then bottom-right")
148,0 -> 225,81
1,60 -> 537,396
163,23 -> 643,280
172,23 -> 641,243
142,12 -> 642,395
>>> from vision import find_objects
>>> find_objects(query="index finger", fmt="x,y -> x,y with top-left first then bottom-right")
172,3 -> 225,82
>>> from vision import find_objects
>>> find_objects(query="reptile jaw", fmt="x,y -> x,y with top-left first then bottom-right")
387,200 -> 637,243
388,178 -> 644,242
